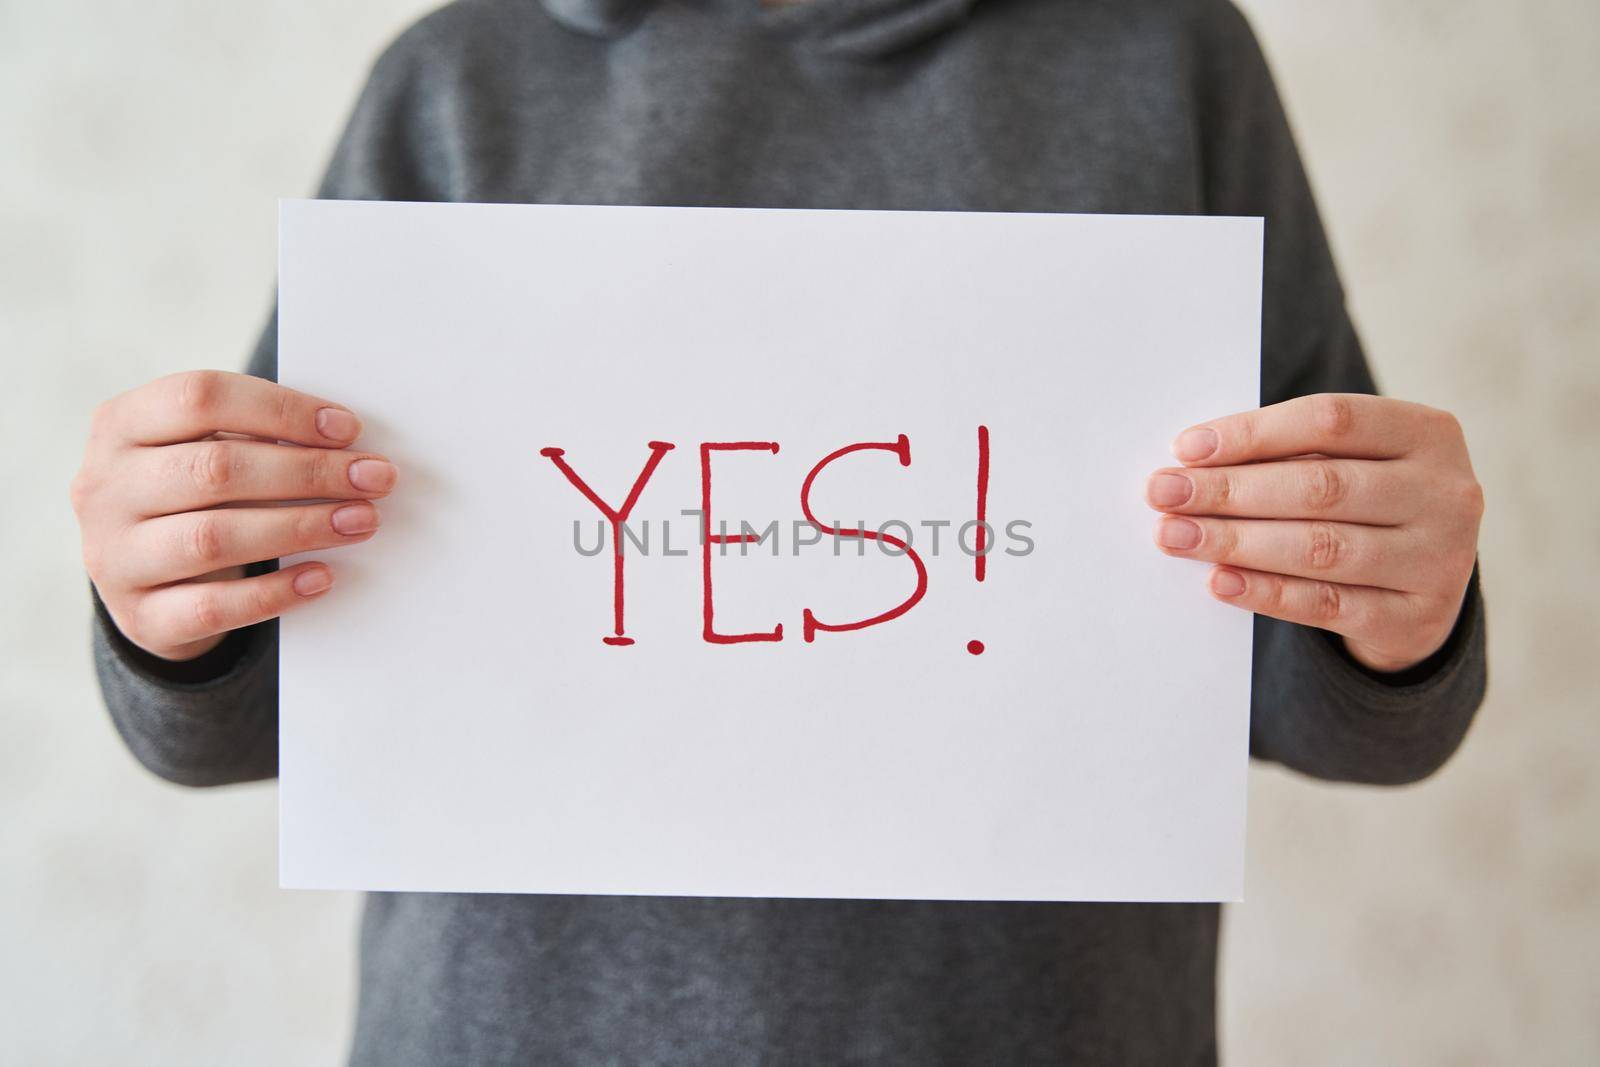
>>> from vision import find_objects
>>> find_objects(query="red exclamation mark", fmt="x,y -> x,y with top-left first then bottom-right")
968,424 -> 990,656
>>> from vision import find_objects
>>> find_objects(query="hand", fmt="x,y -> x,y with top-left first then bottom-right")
1145,393 -> 1483,673
70,371 -> 396,661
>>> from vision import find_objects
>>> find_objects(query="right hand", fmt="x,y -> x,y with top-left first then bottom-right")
70,371 -> 397,661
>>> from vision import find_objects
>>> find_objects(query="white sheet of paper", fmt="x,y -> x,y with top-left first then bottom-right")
278,200 -> 1260,902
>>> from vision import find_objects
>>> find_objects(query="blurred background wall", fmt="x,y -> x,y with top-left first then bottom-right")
1,1 -> 1595,1063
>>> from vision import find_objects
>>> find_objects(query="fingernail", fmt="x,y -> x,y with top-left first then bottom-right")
316,407 -> 361,442
348,459 -> 397,493
1211,568 -> 1246,597
1172,427 -> 1218,462
331,503 -> 379,535
1156,517 -> 1202,550
1146,472 -> 1193,508
292,567 -> 333,597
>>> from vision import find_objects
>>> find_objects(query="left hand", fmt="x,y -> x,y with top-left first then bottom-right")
1145,393 -> 1483,673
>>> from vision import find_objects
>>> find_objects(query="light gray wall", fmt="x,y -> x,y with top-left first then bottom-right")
1,2 -> 1595,1063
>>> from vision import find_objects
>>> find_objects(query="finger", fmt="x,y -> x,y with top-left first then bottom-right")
1153,515 -> 1414,589
1145,458 -> 1413,525
1171,394 -> 1442,466
102,370 -> 362,448
1205,565 -> 1417,642
125,439 -> 398,516
136,562 -> 335,654
123,501 -> 380,585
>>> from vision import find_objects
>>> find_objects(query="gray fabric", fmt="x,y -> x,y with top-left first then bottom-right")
91,0 -> 1489,1062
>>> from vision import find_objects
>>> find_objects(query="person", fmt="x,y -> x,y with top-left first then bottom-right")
70,1 -> 1487,1063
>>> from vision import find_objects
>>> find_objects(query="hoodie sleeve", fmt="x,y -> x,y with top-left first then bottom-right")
1193,0 -> 1487,784
94,24 -> 450,787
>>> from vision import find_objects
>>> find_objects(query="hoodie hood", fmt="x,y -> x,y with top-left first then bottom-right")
540,0 -> 979,59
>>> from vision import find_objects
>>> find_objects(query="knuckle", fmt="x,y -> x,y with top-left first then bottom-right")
187,515 -> 225,566
250,580 -> 282,620
1306,522 -> 1345,571
191,589 -> 226,635
276,388 -> 297,431
1260,574 -> 1288,615
293,507 -> 327,547
1300,461 -> 1348,512
68,468 -> 94,515
1210,471 -> 1235,509
88,399 -> 117,437
117,597 -> 154,648
1446,543 -> 1480,582
80,536 -> 106,577
1310,581 -> 1344,623
1313,394 -> 1356,438
80,521 -> 110,567
1457,476 -> 1486,521
174,370 -> 225,418
1212,522 -> 1240,562
189,441 -> 234,494
1415,405 -> 1465,453
302,450 -> 334,495
1419,592 -> 1452,630
1231,415 -> 1256,457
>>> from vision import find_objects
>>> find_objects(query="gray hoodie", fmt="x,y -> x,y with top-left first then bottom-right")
94,1 -> 1486,1062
